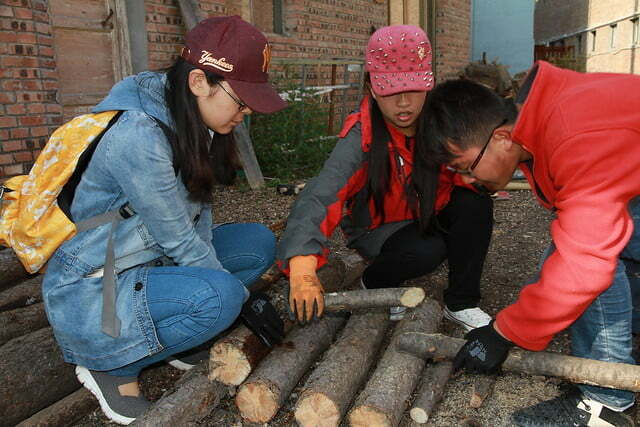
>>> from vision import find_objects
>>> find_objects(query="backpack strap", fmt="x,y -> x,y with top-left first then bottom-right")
76,203 -> 135,338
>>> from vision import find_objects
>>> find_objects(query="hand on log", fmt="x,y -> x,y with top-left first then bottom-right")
324,287 -> 425,312
396,332 -> 640,392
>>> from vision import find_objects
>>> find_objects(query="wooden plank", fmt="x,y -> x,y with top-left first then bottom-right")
234,123 -> 265,190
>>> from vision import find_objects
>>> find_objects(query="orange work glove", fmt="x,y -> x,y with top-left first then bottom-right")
288,255 -> 324,324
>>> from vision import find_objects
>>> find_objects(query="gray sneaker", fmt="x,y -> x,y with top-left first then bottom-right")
75,366 -> 151,425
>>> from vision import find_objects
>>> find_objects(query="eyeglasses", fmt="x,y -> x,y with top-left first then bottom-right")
216,82 -> 250,113
446,118 -> 508,176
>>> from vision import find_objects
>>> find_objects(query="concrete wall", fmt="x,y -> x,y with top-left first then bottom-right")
472,0 -> 534,75
535,0 -> 640,74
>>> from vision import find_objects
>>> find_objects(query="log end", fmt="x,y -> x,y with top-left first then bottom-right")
348,405 -> 391,427
409,407 -> 429,424
295,392 -> 340,427
235,381 -> 278,423
209,343 -> 251,386
399,287 -> 426,308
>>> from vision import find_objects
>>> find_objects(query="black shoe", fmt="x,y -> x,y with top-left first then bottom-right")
166,348 -> 209,371
75,366 -> 151,425
511,387 -> 635,427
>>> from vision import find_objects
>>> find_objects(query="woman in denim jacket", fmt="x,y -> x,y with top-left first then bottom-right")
41,16 -> 286,424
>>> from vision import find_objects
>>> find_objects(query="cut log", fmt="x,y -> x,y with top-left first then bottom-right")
409,361 -> 453,424
132,363 -> 227,426
397,333 -> 640,392
348,298 -> 442,427
16,388 -> 97,427
0,250 -> 33,292
0,275 -> 42,312
470,375 -> 495,408
324,287 -> 425,312
294,310 -> 391,427
235,313 -> 348,423
0,302 -> 49,346
209,324 -> 272,386
317,255 -> 347,293
0,327 -> 79,426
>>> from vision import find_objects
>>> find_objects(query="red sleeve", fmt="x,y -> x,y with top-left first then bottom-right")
497,129 -> 640,350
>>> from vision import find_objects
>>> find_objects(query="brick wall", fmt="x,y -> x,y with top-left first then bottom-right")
0,0 -> 62,177
0,0 -> 473,178
434,0 -> 472,81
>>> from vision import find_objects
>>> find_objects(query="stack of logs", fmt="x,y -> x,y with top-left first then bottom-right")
3,246 -> 640,427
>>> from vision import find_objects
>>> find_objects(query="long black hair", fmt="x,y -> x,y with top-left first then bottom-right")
364,93 -> 440,232
165,57 -> 238,203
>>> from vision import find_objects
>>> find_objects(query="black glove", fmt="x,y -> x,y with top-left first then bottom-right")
453,321 -> 513,374
240,291 -> 285,348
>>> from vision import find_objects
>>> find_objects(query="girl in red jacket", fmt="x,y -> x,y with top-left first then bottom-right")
277,25 -> 494,329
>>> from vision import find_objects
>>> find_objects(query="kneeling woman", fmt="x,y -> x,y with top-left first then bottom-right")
42,16 -> 285,424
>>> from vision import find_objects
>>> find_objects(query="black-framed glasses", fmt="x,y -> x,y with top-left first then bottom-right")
216,82 -> 249,113
446,118 -> 508,176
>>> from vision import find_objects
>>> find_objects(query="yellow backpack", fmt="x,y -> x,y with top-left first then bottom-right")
0,111 -> 123,273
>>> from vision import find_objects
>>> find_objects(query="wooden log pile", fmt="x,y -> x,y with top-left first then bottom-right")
5,243 -> 640,426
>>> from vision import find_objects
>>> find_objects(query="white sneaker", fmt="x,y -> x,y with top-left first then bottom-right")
443,306 -> 492,331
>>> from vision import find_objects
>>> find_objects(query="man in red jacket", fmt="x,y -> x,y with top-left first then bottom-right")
419,61 -> 639,426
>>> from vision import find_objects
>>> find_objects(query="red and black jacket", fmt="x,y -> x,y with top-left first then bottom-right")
276,96 -> 468,273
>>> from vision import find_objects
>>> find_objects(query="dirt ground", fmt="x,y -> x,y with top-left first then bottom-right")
72,185 -> 640,427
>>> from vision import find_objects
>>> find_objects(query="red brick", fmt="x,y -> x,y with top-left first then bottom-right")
0,6 -> 13,17
45,104 -> 62,114
5,103 -> 26,115
21,79 -> 42,90
10,128 -> 28,139
2,80 -> 21,91
35,22 -> 50,34
0,92 -> 16,104
0,116 -> 17,128
0,154 -> 13,165
27,103 -> 45,114
13,151 -> 32,162
19,116 -> 45,126
38,46 -> 54,57
2,0 -> 29,7
13,7 -> 33,20
3,163 -> 24,176
2,56 -> 38,68
43,80 -> 57,90
2,139 -> 25,151
30,126 -> 49,137
0,130 -> 8,141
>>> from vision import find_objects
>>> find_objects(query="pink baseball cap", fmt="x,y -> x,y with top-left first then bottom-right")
181,15 -> 287,114
365,25 -> 434,96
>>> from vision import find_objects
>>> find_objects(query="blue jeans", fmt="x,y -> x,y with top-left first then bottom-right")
539,198 -> 640,409
107,223 -> 275,377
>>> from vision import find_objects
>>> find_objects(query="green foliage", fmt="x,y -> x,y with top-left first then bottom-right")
249,86 -> 337,181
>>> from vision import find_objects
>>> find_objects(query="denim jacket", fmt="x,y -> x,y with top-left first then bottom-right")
42,72 -> 226,370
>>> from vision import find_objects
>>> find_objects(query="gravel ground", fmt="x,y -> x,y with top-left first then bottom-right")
73,184 -> 639,426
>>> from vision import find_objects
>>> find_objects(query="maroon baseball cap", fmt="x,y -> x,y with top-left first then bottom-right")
365,25 -> 434,96
181,15 -> 287,114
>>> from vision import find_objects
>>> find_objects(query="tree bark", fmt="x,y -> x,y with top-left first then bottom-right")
0,275 -> 42,312
235,313 -> 348,423
0,327 -> 79,427
294,310 -> 391,427
16,389 -> 97,427
347,298 -> 442,427
470,375 -> 495,408
397,332 -> 640,392
132,363 -> 227,427
0,250 -> 33,292
409,361 -> 453,424
324,287 -> 425,312
0,302 -> 49,346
